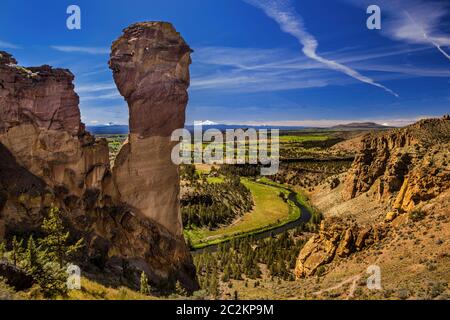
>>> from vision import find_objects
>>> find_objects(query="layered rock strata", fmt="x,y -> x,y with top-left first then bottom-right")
295,217 -> 385,277
296,117 -> 449,278
342,117 -> 450,211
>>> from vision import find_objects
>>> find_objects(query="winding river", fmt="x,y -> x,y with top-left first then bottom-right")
191,190 -> 312,254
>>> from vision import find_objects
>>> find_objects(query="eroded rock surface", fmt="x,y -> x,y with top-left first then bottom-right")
297,117 -> 450,278
295,217 -> 385,277
342,117 -> 450,209
109,22 -> 192,236
0,22 -> 198,292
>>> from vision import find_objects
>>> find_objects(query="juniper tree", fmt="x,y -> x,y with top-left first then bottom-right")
24,235 -> 39,273
39,205 -> 84,268
11,236 -> 24,266
25,233 -> 68,298
140,271 -> 150,295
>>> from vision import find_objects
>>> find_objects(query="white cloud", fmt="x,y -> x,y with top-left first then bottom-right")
0,40 -> 20,49
80,91 -> 122,101
191,71 -> 331,92
346,0 -> 450,60
190,43 -> 448,93
76,82 -> 117,93
51,46 -> 109,55
243,0 -> 399,97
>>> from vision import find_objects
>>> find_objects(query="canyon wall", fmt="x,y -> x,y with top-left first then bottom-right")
296,117 -> 450,278
342,117 -> 450,211
0,22 -> 197,291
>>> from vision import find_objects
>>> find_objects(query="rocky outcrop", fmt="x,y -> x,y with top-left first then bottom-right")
342,117 -> 450,213
298,117 -> 450,279
295,217 -> 385,278
0,50 -> 109,198
109,22 -> 192,236
0,21 -> 198,292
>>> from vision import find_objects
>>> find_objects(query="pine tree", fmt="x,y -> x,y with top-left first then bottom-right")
24,236 -> 39,272
140,271 -> 150,295
25,234 -> 69,298
39,205 -> 84,267
11,236 -> 24,266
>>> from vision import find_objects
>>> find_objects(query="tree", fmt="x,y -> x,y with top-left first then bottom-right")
11,236 -> 24,266
39,205 -> 84,267
21,206 -> 84,298
24,236 -> 39,273
24,234 -> 72,298
0,241 -> 5,260
140,271 -> 150,295
175,280 -> 188,296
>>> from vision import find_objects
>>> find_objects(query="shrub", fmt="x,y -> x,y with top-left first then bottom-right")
316,265 -> 326,277
140,272 -> 150,295
409,210 -> 425,222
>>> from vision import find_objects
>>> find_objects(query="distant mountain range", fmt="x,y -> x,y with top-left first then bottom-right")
87,122 -> 394,135
330,122 -> 394,130
87,125 -> 129,134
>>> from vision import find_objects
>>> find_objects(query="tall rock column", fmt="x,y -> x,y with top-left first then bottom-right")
109,22 -> 192,236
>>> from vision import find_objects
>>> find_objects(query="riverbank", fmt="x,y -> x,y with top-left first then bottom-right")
188,178 -> 313,253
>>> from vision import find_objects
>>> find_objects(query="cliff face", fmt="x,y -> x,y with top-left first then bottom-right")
0,22 -> 197,292
109,22 -> 192,236
296,117 -> 450,278
342,117 -> 450,210
295,217 -> 385,277
0,51 -> 108,197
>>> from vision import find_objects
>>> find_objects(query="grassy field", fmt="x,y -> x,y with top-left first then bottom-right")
184,177 -> 304,249
279,135 -> 329,143
66,277 -> 153,300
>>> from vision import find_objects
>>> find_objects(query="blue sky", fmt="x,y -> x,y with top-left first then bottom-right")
1,0 -> 449,126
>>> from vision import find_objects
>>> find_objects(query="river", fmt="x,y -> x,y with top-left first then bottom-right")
191,190 -> 312,254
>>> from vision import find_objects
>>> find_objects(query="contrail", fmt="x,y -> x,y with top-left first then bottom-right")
405,11 -> 450,60
244,0 -> 399,97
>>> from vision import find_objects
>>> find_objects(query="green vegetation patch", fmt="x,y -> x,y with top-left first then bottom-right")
279,135 -> 329,143
185,177 -> 307,249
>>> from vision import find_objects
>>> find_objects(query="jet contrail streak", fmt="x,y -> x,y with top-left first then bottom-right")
245,0 -> 399,97
405,11 -> 450,61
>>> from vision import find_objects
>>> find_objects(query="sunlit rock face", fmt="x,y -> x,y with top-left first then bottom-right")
109,22 -> 192,236
0,50 -> 109,196
0,22 -> 199,291
342,117 -> 450,209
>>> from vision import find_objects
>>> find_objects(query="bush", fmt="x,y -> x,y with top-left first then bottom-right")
316,265 -> 326,277
409,210 -> 425,222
